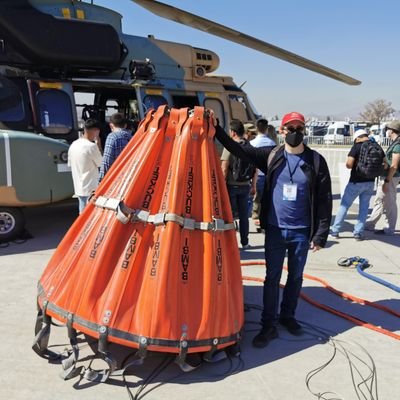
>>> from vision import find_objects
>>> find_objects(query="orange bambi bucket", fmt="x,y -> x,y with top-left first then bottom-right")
34,106 -> 243,370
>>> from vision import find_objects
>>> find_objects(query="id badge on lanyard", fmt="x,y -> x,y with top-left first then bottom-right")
283,183 -> 298,201
284,151 -> 302,201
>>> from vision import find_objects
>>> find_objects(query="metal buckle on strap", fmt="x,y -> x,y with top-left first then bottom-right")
183,218 -> 195,230
165,213 -> 184,226
94,196 -> 107,208
132,209 -> 150,223
223,222 -> 236,231
118,203 -> 145,224
198,221 -> 212,231
95,196 -> 120,211
197,218 -> 227,231
213,218 -> 225,231
152,213 -> 166,226
116,203 -> 130,224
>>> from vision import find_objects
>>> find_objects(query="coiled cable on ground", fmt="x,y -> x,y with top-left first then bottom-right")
241,260 -> 400,341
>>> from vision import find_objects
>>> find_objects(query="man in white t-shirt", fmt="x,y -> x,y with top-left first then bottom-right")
68,119 -> 103,213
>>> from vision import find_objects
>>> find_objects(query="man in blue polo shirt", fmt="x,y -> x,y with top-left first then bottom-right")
215,112 -> 332,348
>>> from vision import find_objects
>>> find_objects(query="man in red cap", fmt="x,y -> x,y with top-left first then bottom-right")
215,112 -> 332,348
281,111 -> 305,127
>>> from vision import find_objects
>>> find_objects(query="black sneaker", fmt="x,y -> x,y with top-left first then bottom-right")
279,317 -> 303,336
252,326 -> 278,348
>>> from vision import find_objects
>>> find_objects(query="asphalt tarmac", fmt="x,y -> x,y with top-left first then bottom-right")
1,179 -> 399,400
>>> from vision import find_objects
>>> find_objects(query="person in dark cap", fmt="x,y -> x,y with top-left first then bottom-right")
215,112 -> 332,348
244,122 -> 257,141
365,120 -> 400,235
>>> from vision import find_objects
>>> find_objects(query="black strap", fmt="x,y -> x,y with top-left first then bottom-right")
284,151 -> 303,183
82,326 -> 118,383
60,313 -> 82,380
202,338 -> 220,362
32,304 -> 60,360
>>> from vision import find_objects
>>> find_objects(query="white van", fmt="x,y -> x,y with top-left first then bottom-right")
323,121 -> 351,144
369,123 -> 389,143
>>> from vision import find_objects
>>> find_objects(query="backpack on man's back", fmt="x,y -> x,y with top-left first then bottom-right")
231,140 -> 256,182
356,139 -> 385,178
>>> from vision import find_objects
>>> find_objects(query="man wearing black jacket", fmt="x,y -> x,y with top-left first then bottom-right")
215,112 -> 332,348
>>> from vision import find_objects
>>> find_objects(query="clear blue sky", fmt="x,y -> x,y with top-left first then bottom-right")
94,0 -> 400,119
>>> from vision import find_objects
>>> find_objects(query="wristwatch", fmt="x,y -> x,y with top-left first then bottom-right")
384,178 -> 390,183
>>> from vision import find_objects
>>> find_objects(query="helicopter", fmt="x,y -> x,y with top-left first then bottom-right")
0,0 -> 360,241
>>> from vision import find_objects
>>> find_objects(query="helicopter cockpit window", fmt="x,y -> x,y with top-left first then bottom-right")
0,77 -> 25,122
204,98 -> 225,128
143,95 -> 167,113
228,94 -> 251,122
74,91 -> 96,127
37,89 -> 73,134
105,99 -> 119,120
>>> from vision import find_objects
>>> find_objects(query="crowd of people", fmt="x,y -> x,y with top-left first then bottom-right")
217,114 -> 399,348
67,109 -> 399,350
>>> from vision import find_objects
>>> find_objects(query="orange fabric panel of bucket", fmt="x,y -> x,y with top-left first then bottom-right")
34,106 -> 244,368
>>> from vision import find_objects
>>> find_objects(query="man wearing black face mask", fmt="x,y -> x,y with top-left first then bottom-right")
215,111 -> 332,348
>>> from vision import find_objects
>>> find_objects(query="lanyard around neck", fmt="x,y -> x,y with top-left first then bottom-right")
284,151 -> 302,183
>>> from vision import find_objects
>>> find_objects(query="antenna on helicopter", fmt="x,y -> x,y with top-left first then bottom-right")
239,81 -> 247,89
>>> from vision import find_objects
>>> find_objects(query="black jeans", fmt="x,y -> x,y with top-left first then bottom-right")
227,184 -> 250,246
262,224 -> 311,326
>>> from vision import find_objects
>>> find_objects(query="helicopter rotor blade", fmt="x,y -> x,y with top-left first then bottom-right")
132,0 -> 361,86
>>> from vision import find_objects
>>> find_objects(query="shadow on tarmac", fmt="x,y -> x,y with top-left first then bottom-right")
324,217 -> 399,249
0,199 -> 77,255
35,282 -> 399,396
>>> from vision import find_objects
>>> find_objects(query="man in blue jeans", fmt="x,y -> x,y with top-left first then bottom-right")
215,112 -> 332,347
221,120 -> 256,249
330,129 -> 377,240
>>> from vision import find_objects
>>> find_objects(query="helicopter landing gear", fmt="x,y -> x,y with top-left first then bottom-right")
0,207 -> 25,242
